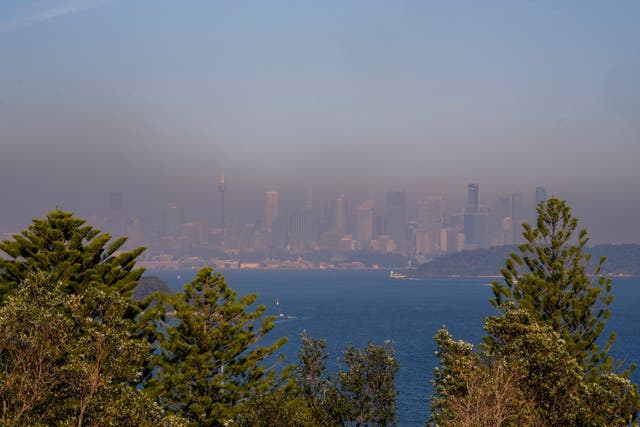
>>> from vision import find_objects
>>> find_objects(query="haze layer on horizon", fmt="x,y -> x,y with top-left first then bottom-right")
1,1 -> 639,243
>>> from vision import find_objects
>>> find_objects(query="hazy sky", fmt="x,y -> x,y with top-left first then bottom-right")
1,1 -> 639,242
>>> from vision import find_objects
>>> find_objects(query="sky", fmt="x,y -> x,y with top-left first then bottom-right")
1,1 -> 639,242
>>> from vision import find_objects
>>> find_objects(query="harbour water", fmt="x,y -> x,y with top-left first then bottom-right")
149,269 -> 640,426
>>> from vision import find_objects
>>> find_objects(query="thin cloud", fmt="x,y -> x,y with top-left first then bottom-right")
0,0 -> 115,32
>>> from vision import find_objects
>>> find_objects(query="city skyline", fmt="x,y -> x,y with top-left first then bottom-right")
1,1 -> 639,244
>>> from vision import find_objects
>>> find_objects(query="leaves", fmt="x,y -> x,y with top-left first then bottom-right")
146,268 -> 287,426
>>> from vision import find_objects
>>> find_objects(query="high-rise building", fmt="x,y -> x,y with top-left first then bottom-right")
440,227 -> 458,253
218,173 -> 227,229
163,203 -> 183,237
289,209 -> 314,251
467,183 -> 479,213
264,191 -> 278,233
417,196 -> 444,230
333,194 -> 347,235
463,211 -> 486,250
354,200 -> 375,243
386,190 -> 407,252
415,229 -> 437,255
511,193 -> 526,244
305,189 -> 313,211
462,184 -> 488,249
535,186 -> 547,206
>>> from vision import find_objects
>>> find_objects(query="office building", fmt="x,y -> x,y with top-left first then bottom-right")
218,174 -> 227,229
467,183 -> 479,213
386,190 -> 407,252
333,194 -> 347,235
415,229 -> 437,255
264,191 -> 278,233
354,200 -> 375,243
290,209 -> 315,251
511,193 -> 526,244
440,227 -> 459,253
463,183 -> 486,249
418,196 -> 444,230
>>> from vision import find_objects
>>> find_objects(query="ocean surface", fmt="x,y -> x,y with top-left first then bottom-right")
148,269 -> 640,427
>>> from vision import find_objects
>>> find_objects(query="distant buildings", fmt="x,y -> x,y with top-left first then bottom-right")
264,191 -> 278,233
107,174 -> 554,266
354,200 -> 375,244
463,183 -> 487,250
467,183 -> 479,213
333,193 -> 347,235
218,174 -> 227,229
386,190 -> 407,253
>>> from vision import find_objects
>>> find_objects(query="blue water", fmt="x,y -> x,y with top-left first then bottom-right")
149,269 -> 640,427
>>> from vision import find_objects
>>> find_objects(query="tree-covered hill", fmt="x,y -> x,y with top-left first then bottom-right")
414,244 -> 640,277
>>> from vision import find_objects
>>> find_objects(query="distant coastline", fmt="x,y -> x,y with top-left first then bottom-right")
412,244 -> 640,278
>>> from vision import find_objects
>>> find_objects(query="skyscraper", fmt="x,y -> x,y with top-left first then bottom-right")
289,209 -> 314,251
264,191 -> 278,233
511,193 -> 526,244
305,189 -> 313,211
467,183 -> 479,213
386,190 -> 407,252
333,193 -> 347,235
463,183 -> 486,249
354,200 -> 375,243
418,196 -> 444,230
218,173 -> 227,229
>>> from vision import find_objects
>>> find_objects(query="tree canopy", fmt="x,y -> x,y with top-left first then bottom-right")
146,268 -> 287,426
0,210 -> 145,304
491,198 -> 617,374
430,198 -> 639,426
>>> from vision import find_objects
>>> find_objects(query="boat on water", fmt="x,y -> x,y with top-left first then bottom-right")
390,270 -> 408,279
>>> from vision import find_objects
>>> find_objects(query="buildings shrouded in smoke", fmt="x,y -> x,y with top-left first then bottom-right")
386,190 -> 407,253
264,191 -> 278,233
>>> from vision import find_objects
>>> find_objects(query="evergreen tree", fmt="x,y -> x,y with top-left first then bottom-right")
430,199 -> 639,426
491,198 -> 618,374
0,210 -> 145,305
147,268 -> 287,426
430,308 -> 638,426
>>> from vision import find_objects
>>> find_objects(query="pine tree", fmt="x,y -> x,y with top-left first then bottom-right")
147,268 -> 287,426
491,198 -> 618,375
0,210 -> 145,304
430,199 -> 639,425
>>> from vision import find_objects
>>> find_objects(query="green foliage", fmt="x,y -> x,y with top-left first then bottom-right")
430,323 -> 538,426
430,308 -> 638,426
133,275 -> 173,301
146,267 -> 287,426
0,210 -> 145,305
0,272 -> 161,425
337,341 -> 399,426
491,198 -> 618,375
240,331 -> 400,426
292,331 -> 399,427
233,371 -> 319,427
430,199 -> 639,426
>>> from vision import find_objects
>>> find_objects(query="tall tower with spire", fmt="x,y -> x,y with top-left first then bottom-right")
218,173 -> 227,230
